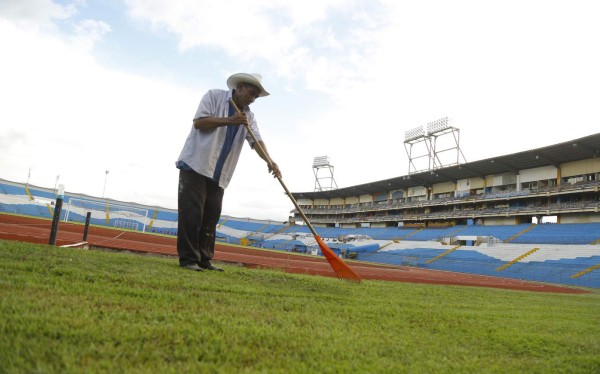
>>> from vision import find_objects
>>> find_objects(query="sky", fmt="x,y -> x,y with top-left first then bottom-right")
1,0 -> 599,221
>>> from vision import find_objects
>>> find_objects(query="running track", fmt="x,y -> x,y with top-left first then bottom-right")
0,214 -> 588,294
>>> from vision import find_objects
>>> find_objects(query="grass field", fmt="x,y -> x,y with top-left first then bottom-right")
1,239 -> 599,373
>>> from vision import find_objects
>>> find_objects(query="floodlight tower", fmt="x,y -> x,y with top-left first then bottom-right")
426,117 -> 467,170
404,126 -> 433,175
313,156 -> 338,192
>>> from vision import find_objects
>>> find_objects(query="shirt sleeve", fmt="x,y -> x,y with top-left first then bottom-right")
194,89 -> 219,120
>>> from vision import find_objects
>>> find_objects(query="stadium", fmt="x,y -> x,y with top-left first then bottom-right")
3,1 -> 600,371
1,132 -> 599,289
2,131 -> 600,372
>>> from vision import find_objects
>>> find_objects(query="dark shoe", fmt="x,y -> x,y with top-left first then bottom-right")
181,263 -> 204,272
200,263 -> 224,272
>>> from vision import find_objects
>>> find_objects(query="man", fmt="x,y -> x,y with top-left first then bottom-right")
175,73 -> 281,272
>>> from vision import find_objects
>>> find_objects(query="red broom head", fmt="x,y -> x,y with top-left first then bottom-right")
315,236 -> 362,282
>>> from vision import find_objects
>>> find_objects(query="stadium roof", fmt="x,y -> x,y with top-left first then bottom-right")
292,133 -> 600,200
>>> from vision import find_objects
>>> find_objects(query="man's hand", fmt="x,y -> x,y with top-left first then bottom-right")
269,162 -> 282,179
230,112 -> 249,126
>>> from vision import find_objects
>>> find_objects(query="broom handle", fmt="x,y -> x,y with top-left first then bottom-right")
229,99 -> 320,239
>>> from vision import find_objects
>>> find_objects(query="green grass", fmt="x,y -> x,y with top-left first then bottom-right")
1,240 -> 599,373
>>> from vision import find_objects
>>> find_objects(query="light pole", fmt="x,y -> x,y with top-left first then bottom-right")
102,170 -> 109,198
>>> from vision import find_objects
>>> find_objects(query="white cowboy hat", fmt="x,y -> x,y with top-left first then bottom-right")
226,73 -> 270,97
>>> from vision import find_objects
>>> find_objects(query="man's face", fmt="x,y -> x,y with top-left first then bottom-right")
236,83 -> 261,107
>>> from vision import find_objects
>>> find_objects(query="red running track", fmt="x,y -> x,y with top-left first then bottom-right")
0,214 -> 588,294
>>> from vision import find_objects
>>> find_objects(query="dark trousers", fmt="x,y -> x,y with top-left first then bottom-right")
177,169 -> 224,267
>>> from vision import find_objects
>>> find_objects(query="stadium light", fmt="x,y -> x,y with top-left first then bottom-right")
426,117 -> 449,135
404,126 -> 425,141
312,156 -> 330,168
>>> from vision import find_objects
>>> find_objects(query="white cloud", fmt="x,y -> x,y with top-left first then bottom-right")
71,19 -> 112,51
0,0 -> 75,30
122,0 -> 384,89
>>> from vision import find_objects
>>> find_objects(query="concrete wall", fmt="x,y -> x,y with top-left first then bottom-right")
560,213 -> 600,224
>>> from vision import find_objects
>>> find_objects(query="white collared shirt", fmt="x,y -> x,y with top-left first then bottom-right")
176,89 -> 263,189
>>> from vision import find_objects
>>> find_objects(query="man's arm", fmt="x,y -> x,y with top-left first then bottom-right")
193,112 -> 248,129
254,141 -> 282,178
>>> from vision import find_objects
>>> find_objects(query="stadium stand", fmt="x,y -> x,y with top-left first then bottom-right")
2,133 -> 600,288
510,223 -> 600,244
